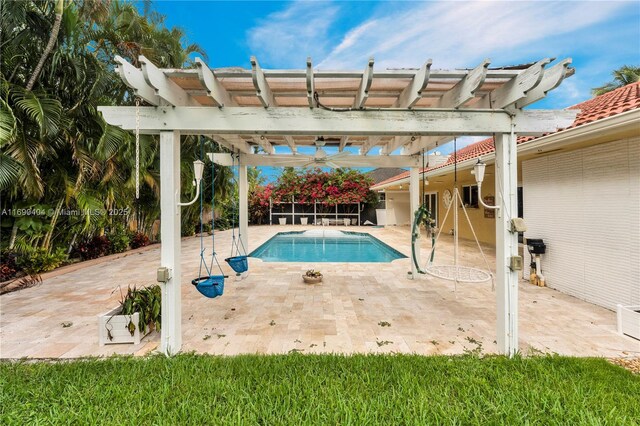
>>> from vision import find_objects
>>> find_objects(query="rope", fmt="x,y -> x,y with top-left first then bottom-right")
459,194 -> 496,291
197,136 -> 224,278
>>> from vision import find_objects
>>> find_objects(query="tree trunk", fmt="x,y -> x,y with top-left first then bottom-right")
26,0 -> 64,91
8,222 -> 18,250
42,198 -> 64,251
68,231 -> 78,254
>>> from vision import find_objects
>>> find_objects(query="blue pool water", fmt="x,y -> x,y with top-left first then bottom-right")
249,230 -> 407,263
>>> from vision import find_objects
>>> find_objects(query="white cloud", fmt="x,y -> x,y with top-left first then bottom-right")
318,1 -> 629,69
247,1 -> 340,67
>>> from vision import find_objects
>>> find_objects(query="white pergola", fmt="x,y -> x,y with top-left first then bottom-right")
99,55 -> 577,356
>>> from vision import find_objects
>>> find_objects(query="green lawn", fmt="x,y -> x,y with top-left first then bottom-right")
1,354 -> 638,425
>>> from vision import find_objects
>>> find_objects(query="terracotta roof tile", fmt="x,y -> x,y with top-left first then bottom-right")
373,82 -> 640,188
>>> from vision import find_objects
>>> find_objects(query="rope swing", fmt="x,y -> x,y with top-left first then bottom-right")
411,138 -> 494,291
192,137 -> 227,298
224,153 -> 249,276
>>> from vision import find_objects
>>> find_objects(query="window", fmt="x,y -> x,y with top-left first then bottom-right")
423,192 -> 438,227
377,192 -> 386,209
462,185 -> 479,208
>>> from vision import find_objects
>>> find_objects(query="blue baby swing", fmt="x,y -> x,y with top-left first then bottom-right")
192,140 -> 227,298
224,153 -> 249,276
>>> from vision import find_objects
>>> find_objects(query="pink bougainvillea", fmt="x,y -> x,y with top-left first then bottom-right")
249,168 -> 378,223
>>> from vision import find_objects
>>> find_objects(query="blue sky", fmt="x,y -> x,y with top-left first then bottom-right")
150,0 -> 640,180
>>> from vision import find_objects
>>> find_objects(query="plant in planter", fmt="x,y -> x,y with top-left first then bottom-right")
98,284 -> 161,345
302,269 -> 323,284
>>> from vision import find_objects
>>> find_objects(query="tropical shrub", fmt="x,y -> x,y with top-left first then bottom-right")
16,248 -> 67,275
75,235 -> 110,260
108,226 -> 130,254
129,232 -> 150,249
0,251 -> 19,281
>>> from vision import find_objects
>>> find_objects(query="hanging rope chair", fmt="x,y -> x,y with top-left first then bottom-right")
224,153 -> 249,275
411,139 -> 494,291
192,137 -> 227,298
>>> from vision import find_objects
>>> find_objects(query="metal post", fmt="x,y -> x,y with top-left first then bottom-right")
409,167 -> 420,279
495,130 -> 519,356
159,130 -> 181,355
238,164 -> 248,251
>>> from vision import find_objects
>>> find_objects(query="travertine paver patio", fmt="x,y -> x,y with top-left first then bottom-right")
1,226 -> 638,359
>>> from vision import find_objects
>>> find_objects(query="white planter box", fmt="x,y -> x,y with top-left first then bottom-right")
278,217 -> 287,225
300,217 -> 308,225
98,307 -> 149,345
617,304 -> 640,340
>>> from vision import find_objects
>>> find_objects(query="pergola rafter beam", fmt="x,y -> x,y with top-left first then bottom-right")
251,56 -> 275,108
98,106 -> 578,136
139,55 -> 199,106
114,55 -> 160,105
338,136 -> 349,152
516,59 -> 573,109
393,60 -> 432,108
435,59 -> 490,108
393,59 -> 490,154
195,57 -> 237,107
382,136 -> 412,155
360,136 -> 383,155
283,135 -> 297,153
476,58 -> 551,110
354,58 -> 374,109
252,135 -> 275,154
213,135 -> 253,154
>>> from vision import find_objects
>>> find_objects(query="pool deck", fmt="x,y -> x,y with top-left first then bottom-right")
1,225 -> 638,359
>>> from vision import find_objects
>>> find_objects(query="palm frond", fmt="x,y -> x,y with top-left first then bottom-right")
12,89 -> 63,138
0,153 -> 23,190
0,97 -> 17,145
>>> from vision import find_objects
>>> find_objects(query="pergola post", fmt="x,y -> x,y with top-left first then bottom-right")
495,130 -> 519,356
159,130 -> 182,355
409,167 -> 420,279
238,164 -> 249,255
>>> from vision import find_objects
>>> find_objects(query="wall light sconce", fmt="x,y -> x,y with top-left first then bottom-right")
178,160 -> 205,206
472,159 -> 499,211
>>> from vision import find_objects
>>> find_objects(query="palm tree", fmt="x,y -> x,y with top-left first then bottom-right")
592,65 -> 640,96
1,0 -> 208,252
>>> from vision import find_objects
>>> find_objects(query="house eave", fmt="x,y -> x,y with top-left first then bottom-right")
371,107 -> 640,190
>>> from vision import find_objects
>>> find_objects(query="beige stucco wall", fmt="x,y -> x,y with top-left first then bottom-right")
426,166 -> 497,245
384,191 -> 411,225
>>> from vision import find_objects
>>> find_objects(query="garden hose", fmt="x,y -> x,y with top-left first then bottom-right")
411,206 -> 428,275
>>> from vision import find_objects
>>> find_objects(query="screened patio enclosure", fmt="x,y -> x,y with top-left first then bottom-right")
99,55 -> 577,356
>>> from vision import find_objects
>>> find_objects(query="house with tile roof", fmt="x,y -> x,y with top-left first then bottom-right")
371,82 -> 640,310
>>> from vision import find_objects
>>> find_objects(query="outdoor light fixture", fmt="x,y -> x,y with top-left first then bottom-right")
178,160 -> 205,206
473,159 -> 486,185
472,159 -> 499,211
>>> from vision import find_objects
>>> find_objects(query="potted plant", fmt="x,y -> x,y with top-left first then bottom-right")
300,216 -> 308,225
98,285 -> 161,345
302,269 -> 323,284
279,217 -> 287,225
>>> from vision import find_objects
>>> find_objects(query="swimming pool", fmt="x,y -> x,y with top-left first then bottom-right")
249,230 -> 407,263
